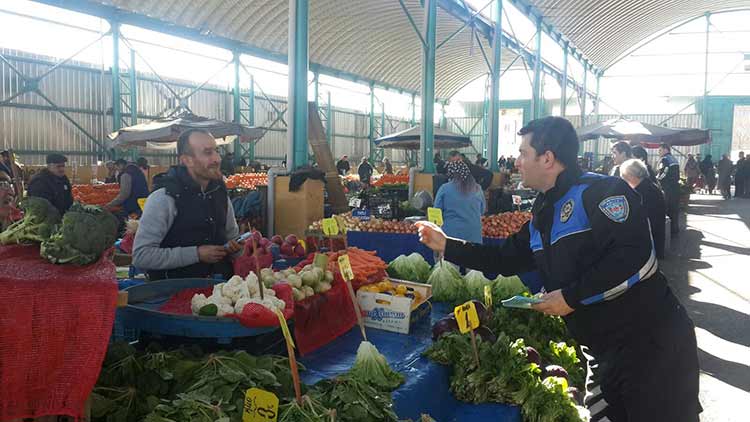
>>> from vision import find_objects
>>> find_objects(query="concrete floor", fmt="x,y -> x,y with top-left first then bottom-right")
660,194 -> 750,422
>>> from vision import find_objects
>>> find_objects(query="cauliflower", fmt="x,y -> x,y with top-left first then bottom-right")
212,283 -> 225,298
191,294 -> 208,314
287,274 -> 303,289
216,303 -> 234,317
222,276 -> 248,303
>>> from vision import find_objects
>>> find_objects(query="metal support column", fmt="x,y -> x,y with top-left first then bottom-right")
702,13 -> 711,132
594,73 -> 601,123
326,91 -> 332,146
288,0 -> 309,169
420,0 -> 437,172
313,71 -> 319,108
440,102 -> 447,129
369,82 -> 376,161
531,18 -> 542,120
129,49 -> 137,126
410,93 -> 416,125
111,22 -> 121,132
233,52 -> 242,164
581,62 -> 588,126
560,44 -> 568,117
487,0 -> 502,171
248,74 -> 255,160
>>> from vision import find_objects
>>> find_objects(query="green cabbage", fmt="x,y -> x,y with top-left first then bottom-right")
428,262 -> 465,302
386,253 -> 431,282
348,341 -> 404,391
464,270 -> 492,299
492,274 -> 529,301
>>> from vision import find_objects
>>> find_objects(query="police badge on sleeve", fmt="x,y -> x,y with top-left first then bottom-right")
598,195 -> 629,223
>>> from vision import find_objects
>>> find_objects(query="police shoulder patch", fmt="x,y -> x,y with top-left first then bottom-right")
560,199 -> 574,223
598,195 -> 629,223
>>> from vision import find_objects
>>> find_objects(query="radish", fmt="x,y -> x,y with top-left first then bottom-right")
285,234 -> 298,246
271,235 -> 283,245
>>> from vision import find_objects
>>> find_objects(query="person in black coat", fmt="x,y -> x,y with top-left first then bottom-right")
336,155 -> 351,176
621,158 -> 667,259
27,153 -> 73,216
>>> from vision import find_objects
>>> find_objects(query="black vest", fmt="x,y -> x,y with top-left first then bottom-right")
147,166 -> 231,280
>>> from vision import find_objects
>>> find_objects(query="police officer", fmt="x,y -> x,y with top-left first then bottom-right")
416,117 -> 700,422
657,143 -> 680,235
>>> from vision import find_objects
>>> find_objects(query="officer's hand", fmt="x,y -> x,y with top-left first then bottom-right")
198,245 -> 228,264
224,240 -> 243,255
416,221 -> 447,254
532,289 -> 574,316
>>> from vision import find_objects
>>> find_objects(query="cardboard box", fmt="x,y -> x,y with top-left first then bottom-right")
356,279 -> 432,334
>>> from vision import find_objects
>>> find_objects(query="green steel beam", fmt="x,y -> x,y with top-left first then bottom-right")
594,73 -> 600,123
129,49 -> 137,126
288,0 -> 309,170
111,22 -> 122,132
397,0 -> 427,48
34,89 -> 104,149
487,0 -> 502,171
702,13 -> 710,132
369,82 -> 376,161
560,43 -> 568,117
411,93 -> 416,126
313,71 -> 319,108
421,0 -> 437,172
436,0 -> 494,50
248,74 -> 255,160
531,18 -> 542,119
233,51 -> 242,164
326,91 -> 332,148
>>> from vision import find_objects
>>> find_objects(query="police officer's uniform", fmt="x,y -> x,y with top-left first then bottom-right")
444,167 -> 700,422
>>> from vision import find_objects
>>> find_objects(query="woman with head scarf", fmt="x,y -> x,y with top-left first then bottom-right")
433,160 -> 486,243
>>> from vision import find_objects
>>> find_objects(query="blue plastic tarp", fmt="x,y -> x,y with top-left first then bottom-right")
299,302 -> 521,422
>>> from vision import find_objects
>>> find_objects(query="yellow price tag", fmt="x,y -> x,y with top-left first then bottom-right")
322,218 -> 339,236
137,198 -> 147,210
484,285 -> 493,308
242,388 -> 279,422
338,254 -> 354,282
274,309 -> 294,350
454,301 -> 480,334
427,207 -> 443,226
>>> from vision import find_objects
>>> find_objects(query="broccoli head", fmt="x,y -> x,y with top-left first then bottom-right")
40,202 -> 119,265
0,197 -> 61,244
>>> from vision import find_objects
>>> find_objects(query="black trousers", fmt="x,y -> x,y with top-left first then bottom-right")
736,178 -> 745,198
584,297 -> 701,422
663,190 -> 680,234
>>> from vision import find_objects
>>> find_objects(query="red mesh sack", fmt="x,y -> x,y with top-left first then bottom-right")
0,244 -> 117,421
233,243 -> 274,278
118,231 -> 135,254
294,278 -> 357,355
234,283 -> 294,327
159,286 -> 212,314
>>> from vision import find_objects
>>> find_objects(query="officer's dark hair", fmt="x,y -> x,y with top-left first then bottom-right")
517,116 -> 579,169
659,143 -> 671,152
177,129 -> 213,157
612,141 -> 632,157
632,145 -> 648,162
114,158 -> 127,166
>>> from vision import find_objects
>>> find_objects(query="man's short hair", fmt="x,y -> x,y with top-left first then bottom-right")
632,145 -> 648,162
659,143 -> 671,152
518,116 -> 579,169
177,129 -> 213,156
46,154 -> 67,164
448,150 -> 461,158
136,157 -> 149,168
0,150 -> 9,158
612,141 -> 632,157
114,158 -> 127,166
620,158 -> 649,181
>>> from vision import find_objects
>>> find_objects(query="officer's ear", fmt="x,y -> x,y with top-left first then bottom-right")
541,150 -> 557,168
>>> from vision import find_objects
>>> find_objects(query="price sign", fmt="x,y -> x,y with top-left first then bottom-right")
352,208 -> 371,221
512,195 -> 522,206
243,388 -> 279,422
427,207 -> 443,226
322,217 -> 339,236
484,285 -> 493,308
349,197 -> 362,208
137,198 -> 147,210
454,301 -> 480,334
338,254 -> 354,282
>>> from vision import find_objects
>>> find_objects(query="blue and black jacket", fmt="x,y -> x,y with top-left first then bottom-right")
445,167 -> 673,352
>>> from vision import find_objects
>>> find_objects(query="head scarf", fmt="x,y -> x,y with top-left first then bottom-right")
446,159 -> 471,182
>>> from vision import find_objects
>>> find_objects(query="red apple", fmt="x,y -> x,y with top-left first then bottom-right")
285,234 -> 298,246
293,244 -> 305,257
271,235 -> 284,245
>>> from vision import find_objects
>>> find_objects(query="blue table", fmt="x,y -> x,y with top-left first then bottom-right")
299,302 -> 521,422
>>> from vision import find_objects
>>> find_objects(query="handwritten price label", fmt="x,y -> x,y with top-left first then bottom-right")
243,388 -> 279,422
427,207 -> 443,226
338,254 -> 354,282
454,301 -> 480,334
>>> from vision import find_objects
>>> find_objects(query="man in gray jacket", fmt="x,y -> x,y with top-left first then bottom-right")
133,129 -> 243,280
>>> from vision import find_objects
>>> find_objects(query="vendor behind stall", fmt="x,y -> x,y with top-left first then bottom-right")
0,171 -> 21,231
27,153 -> 73,216
132,129 -> 243,281
104,159 -> 149,217
434,160 -> 485,243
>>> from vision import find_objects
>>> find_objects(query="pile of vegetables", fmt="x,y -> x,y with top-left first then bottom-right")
307,213 -> 418,235
371,174 -> 409,187
190,273 -> 286,317
72,183 -> 120,206
358,279 -> 424,307
93,339 -> 404,422
424,271 -> 588,422
40,202 -> 119,265
278,234 -> 306,259
386,253 -> 431,283
0,198 -> 118,266
225,173 -> 268,190
482,211 -> 532,238
295,247 -> 388,288
259,264 -> 334,302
